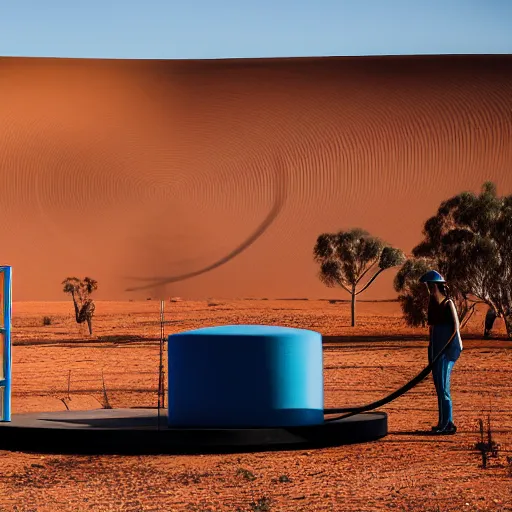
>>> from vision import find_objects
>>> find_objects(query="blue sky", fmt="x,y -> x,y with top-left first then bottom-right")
0,0 -> 511,60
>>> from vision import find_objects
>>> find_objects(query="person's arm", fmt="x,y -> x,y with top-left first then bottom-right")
448,300 -> 460,332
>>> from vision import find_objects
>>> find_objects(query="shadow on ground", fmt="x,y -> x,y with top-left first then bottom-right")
13,335 -> 160,347
323,334 -> 512,345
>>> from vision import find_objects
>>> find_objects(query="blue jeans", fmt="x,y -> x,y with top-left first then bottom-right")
429,324 -> 462,427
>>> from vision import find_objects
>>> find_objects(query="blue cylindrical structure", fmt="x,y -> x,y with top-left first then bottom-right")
167,325 -> 323,428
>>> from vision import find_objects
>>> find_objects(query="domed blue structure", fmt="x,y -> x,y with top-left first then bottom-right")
167,325 -> 324,428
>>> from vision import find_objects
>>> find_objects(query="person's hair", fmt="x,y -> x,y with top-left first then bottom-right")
438,282 -> 449,297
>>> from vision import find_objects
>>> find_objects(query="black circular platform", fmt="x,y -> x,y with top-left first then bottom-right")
0,409 -> 387,454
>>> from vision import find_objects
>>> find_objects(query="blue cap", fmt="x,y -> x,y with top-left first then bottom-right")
419,270 -> 446,283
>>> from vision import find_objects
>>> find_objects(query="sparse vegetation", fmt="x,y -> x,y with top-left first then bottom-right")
62,277 -> 98,335
247,497 -> 272,512
175,471 -> 210,485
507,456 -> 512,477
67,370 -> 71,401
101,370 -> 112,410
314,228 -> 405,326
57,397 -> 69,411
236,468 -> 256,481
396,182 -> 512,337
474,415 -> 500,469
42,316 -> 52,326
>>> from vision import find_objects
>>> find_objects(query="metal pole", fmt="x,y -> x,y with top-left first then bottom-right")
1,266 -> 12,422
157,299 -> 164,429
161,300 -> 165,409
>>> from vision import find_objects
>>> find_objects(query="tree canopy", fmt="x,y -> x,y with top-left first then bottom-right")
314,228 -> 405,326
395,182 -> 512,337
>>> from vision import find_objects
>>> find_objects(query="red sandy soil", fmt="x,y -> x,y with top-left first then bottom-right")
0,299 -> 511,512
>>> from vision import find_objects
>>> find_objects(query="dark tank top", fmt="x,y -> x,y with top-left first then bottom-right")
427,297 -> 454,326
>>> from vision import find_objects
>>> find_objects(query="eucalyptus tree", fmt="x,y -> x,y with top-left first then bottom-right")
395,182 -> 512,337
313,228 -> 405,326
62,277 -> 98,335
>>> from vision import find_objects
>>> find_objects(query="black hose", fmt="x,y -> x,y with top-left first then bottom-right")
323,327 -> 458,421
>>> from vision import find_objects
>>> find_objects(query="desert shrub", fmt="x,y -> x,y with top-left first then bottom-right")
249,497 -> 272,512
474,415 -> 500,469
236,468 -> 256,481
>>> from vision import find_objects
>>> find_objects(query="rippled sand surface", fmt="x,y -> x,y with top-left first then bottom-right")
1,55 -> 511,300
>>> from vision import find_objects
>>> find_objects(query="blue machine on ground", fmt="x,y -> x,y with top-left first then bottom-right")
167,325 -> 324,428
0,270 -> 389,454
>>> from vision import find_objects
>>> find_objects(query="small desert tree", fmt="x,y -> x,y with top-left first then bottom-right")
398,182 -> 512,337
62,277 -> 98,335
313,228 -> 406,326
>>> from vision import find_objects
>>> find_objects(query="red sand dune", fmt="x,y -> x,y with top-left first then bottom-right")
0,55 -> 511,301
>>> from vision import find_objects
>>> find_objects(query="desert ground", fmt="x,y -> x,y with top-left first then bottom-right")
0,299 -> 510,512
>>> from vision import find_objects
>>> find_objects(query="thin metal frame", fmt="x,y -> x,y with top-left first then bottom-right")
0,266 -> 12,422
157,300 -> 165,429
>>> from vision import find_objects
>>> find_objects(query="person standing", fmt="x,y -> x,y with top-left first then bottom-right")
419,270 -> 463,435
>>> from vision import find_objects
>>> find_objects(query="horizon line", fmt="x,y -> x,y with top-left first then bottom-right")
1,53 -> 511,63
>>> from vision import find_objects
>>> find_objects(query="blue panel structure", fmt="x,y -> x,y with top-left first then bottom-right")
167,325 -> 324,428
0,266 -> 12,422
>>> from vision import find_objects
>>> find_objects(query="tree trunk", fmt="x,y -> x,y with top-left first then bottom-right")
86,317 -> 93,336
71,292 -> 80,323
504,314 -> 512,339
351,288 -> 356,327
